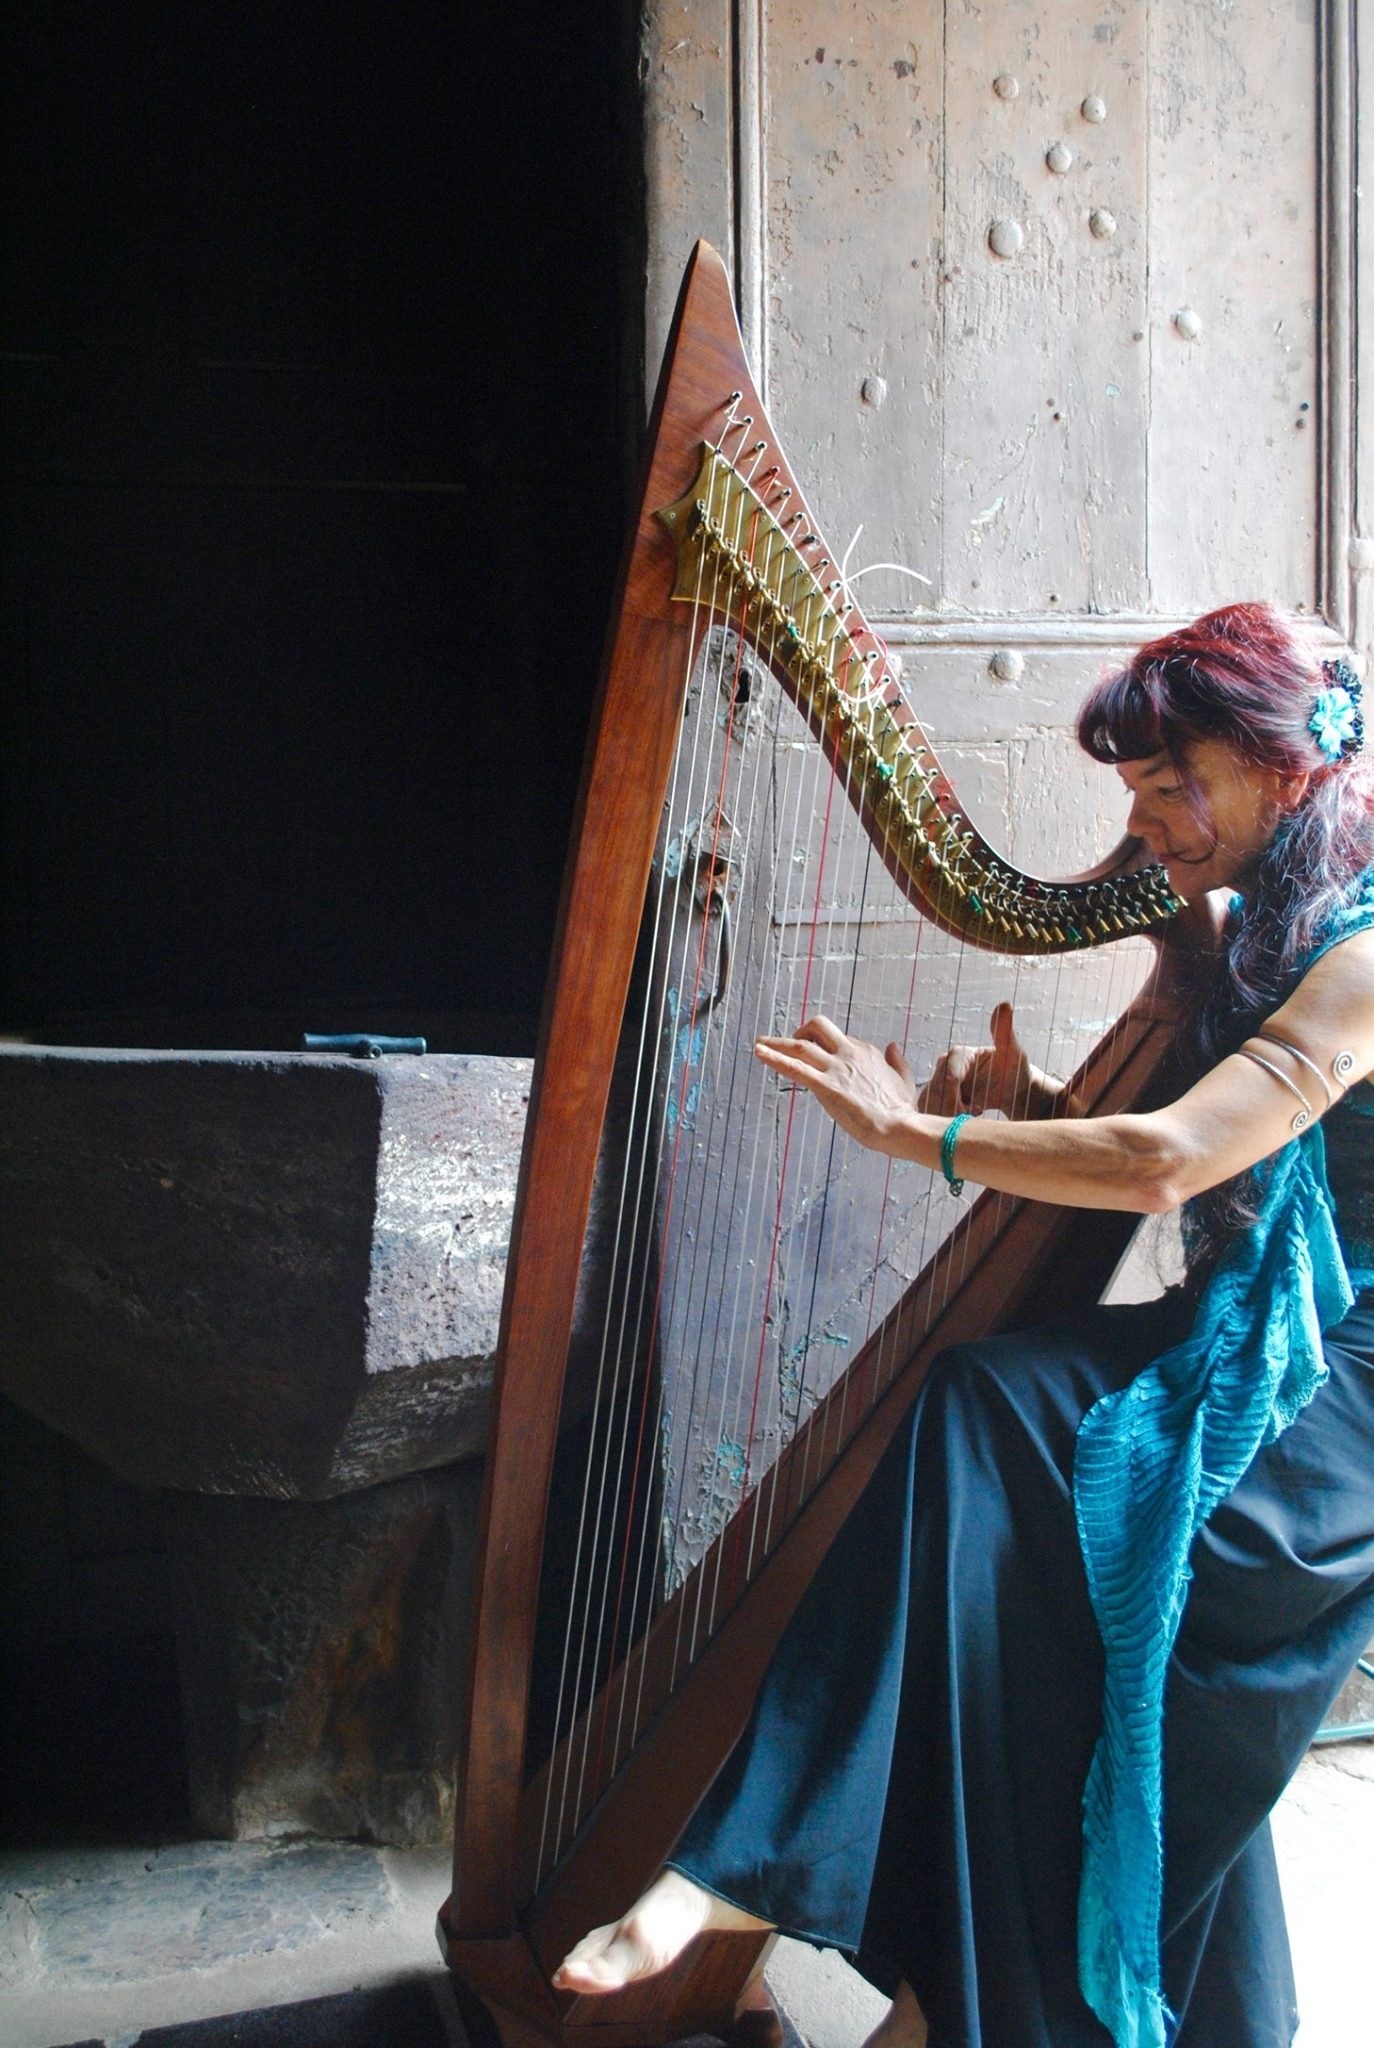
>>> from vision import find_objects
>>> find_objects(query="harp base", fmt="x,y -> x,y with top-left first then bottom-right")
439,1900 -> 780,2048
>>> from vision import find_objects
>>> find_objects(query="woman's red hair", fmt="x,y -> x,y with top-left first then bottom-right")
1077,602 -> 1337,778
1076,603 -> 1374,1267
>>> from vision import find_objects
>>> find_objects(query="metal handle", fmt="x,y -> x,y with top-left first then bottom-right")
300,1033 -> 428,1058
688,897 -> 732,1025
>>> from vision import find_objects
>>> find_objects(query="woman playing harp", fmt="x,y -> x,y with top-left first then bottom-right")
553,603 -> 1374,2048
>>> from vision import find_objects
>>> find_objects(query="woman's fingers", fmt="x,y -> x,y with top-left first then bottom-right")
769,1004 -> 1035,1126
988,1002 -> 1040,1113
756,1033 -> 833,1073
918,1071 -> 960,1115
990,1002 -> 1031,1077
755,1024 -> 913,1151
918,1046 -> 980,1114
885,1042 -> 916,1094
754,1039 -> 848,1118
754,1043 -> 820,1089
755,1015 -> 848,1080
796,1013 -> 846,1051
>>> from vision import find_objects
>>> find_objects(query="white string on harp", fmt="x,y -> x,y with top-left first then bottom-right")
532,430 -> 1153,1883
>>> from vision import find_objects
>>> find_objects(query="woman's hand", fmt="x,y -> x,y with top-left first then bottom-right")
751,934 -> 1374,1215
917,1002 -> 1076,1120
754,1015 -> 918,1154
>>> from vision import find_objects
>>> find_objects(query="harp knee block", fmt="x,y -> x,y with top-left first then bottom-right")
439,1908 -> 776,2048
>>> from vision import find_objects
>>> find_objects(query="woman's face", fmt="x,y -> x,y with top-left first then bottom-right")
1117,737 -> 1298,903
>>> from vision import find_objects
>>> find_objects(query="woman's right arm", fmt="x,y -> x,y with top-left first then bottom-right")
753,927 -> 1374,1214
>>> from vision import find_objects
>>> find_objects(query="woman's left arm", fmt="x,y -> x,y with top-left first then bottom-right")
753,929 -> 1374,1216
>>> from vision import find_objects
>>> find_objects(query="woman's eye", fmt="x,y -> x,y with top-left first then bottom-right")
1157,785 -> 1183,801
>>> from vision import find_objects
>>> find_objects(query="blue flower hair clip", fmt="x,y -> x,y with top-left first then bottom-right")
1309,656 -> 1365,763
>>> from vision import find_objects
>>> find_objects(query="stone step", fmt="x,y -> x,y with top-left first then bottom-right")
53,1977 -> 458,2048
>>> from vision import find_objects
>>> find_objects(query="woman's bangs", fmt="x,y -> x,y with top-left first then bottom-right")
1076,664 -> 1170,765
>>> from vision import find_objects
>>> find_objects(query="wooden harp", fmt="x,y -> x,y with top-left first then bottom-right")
439,241 -> 1179,2047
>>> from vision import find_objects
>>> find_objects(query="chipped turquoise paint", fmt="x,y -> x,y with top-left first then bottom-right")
664,987 -> 708,1137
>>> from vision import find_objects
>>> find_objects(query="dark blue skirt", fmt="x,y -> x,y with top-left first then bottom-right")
671,1291 -> 1374,2048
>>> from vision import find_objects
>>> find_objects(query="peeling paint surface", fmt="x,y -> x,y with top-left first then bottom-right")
646,0 -> 1325,625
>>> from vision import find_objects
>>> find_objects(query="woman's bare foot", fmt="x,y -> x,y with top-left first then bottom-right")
551,1869 -> 772,1995
860,1979 -> 928,2048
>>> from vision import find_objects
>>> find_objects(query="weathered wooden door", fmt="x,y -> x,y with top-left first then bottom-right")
635,0 -> 1374,1721
640,0 -> 1367,884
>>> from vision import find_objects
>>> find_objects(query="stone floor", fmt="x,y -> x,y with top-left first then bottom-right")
0,1841 -> 458,2048
2,1746 -> 1369,2048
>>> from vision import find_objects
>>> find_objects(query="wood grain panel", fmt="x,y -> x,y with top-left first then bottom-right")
760,11 -> 946,601
940,0 -> 1149,614
1146,0 -> 1319,614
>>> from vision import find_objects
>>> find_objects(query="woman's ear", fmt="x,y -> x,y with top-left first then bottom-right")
1277,767 -> 1311,813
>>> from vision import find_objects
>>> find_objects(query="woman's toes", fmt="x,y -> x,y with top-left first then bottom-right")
551,1924 -> 624,1992
552,1910 -> 674,1993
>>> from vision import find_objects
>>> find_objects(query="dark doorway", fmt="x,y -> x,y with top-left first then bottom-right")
1,3 -> 635,1055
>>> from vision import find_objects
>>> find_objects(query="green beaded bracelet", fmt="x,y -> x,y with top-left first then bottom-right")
941,1111 -> 973,1196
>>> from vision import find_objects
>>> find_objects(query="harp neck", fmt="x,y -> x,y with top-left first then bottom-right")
658,442 -> 1180,954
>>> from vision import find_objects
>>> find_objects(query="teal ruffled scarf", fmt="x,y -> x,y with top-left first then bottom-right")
1073,1125 -> 1352,2047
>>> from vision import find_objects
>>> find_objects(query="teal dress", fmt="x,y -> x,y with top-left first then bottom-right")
672,892 -> 1374,2048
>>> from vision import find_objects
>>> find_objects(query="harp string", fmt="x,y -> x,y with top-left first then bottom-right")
604,519 -> 763,1625
696,552 -> 880,1637
785,730 -> 935,1528
566,418 -> 785,1831
835,674 -> 965,1464
571,428 -> 761,1802
662,542 -> 828,1688
764,825 -> 880,1551
675,582 -> 899,1645
620,487 -> 873,1723
736,641 -> 905,1586
588,490 -> 774,1797
536,401 -> 742,1875
812,681 -> 959,1489
649,496 -> 806,1697
708,639 -> 899,1631
649,500 -> 841,1679
538,410 -> 1155,1872
728,697 -> 844,1593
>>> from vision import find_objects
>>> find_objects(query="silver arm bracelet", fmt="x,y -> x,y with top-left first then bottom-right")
1237,1046 -> 1315,1132
1252,1029 -> 1335,1109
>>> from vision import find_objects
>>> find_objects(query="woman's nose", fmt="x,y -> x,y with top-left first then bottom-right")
1126,793 -> 1155,844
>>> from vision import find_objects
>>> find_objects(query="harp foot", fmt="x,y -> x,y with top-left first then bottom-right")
455,1982 -> 784,2048
720,1963 -> 786,2048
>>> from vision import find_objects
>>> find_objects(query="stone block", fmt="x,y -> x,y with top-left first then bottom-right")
6,1841 -> 393,1984
161,1462 -> 482,1845
0,1049 -> 531,1498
